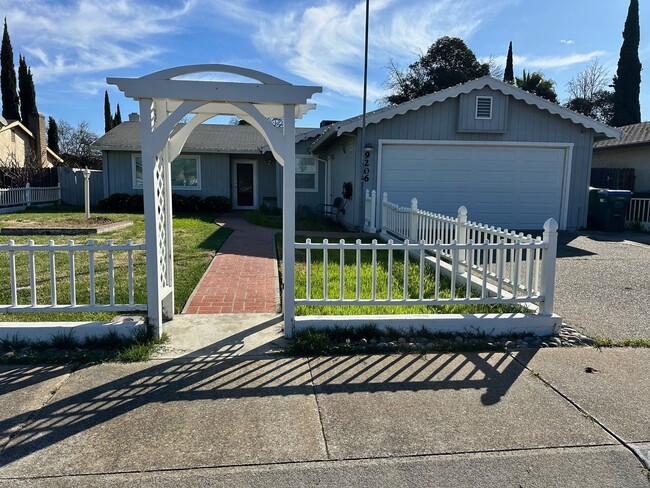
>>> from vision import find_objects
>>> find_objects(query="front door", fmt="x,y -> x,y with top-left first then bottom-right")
233,160 -> 257,209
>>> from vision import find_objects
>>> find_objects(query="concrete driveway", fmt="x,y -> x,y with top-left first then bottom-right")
555,230 -> 650,340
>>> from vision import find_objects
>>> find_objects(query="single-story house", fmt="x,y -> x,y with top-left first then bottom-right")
310,76 -> 621,232
0,113 -> 62,168
93,76 -> 620,231
92,113 -> 326,210
592,122 -> 650,192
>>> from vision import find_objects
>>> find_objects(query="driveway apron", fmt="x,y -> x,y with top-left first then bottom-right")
184,213 -> 279,314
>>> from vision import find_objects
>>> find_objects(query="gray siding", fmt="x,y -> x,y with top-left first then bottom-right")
276,159 -> 327,211
323,88 -> 596,231
315,137 -> 357,227
58,167 -> 104,206
458,89 -> 508,133
103,150 -> 231,199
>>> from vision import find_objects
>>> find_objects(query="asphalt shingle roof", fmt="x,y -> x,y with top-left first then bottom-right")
92,122 -> 320,153
593,121 -> 650,149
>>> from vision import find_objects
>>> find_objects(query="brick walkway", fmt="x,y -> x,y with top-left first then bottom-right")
184,214 -> 280,314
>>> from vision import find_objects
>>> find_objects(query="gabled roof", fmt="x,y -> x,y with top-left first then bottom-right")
0,119 -> 63,163
310,76 -> 623,152
92,121 -> 321,153
593,121 -> 650,150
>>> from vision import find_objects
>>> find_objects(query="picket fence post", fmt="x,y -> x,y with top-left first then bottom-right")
457,206 -> 468,263
381,192 -> 388,233
409,198 -> 418,242
539,218 -> 558,316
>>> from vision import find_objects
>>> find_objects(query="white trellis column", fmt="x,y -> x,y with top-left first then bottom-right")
108,65 -> 321,339
282,104 -> 296,336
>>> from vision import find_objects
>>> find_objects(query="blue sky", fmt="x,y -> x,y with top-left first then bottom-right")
2,0 -> 648,135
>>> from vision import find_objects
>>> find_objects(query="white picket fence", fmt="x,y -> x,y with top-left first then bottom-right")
0,239 -> 147,313
294,192 -> 560,336
626,197 -> 650,229
0,184 -> 61,208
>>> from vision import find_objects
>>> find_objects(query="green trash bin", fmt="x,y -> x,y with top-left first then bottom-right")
596,189 -> 632,232
587,187 -> 601,228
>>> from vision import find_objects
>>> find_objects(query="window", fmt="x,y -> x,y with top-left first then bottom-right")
296,155 -> 318,192
132,154 -> 201,190
475,96 -> 493,119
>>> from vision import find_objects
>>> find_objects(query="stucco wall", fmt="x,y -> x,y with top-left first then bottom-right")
593,145 -> 650,192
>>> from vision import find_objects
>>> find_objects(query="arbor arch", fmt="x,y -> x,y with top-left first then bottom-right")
108,65 -> 321,338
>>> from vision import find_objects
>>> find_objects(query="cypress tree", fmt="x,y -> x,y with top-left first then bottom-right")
113,103 -> 122,126
47,116 -> 59,155
1,18 -> 19,120
503,41 -> 514,84
104,90 -> 113,132
18,55 -> 37,124
611,0 -> 641,127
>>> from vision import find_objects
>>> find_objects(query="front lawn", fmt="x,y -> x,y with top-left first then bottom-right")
282,236 -> 526,316
0,206 -> 232,321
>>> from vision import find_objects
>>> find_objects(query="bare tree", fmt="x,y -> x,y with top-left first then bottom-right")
485,55 -> 504,80
566,59 -> 610,100
57,120 -> 102,169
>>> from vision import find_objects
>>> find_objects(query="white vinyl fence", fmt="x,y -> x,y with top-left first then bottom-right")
294,191 -> 560,336
0,184 -> 61,208
626,198 -> 650,230
0,239 -> 147,313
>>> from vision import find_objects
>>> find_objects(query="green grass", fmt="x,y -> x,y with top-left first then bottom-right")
285,325 -> 519,356
592,336 -> 650,348
0,328 -> 170,367
0,205 -> 232,321
283,235 -> 527,316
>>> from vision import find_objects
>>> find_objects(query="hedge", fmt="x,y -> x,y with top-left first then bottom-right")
98,193 -> 232,213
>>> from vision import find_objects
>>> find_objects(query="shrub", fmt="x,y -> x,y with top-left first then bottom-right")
203,195 -> 232,213
97,193 -> 144,212
99,193 -> 232,214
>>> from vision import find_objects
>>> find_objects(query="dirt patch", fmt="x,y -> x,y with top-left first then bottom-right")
0,219 -> 133,235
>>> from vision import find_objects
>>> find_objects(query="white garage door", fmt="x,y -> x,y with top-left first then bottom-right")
380,143 -> 568,230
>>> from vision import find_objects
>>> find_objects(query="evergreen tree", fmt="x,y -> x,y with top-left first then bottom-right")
113,103 -> 122,126
18,55 -> 37,124
516,70 -> 558,103
503,41 -> 514,84
47,116 -> 60,155
1,18 -> 19,120
611,0 -> 641,127
104,90 -> 113,133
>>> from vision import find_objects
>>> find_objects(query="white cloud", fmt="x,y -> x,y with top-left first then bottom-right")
489,51 -> 606,72
1,0 -> 195,83
209,0 -> 515,99
560,40 -> 575,45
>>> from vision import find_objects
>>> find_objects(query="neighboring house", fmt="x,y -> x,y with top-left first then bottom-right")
0,113 -> 62,169
592,122 -> 650,192
92,113 -> 326,210
310,76 -> 621,231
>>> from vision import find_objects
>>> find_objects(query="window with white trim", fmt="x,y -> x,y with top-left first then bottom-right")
475,96 -> 493,119
132,154 -> 201,190
296,155 -> 318,192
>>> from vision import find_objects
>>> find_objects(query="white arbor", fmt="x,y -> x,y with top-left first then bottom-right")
108,65 -> 321,338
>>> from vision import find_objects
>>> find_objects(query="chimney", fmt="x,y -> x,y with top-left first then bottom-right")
28,113 -> 48,167
129,113 -> 140,122
320,120 -> 339,128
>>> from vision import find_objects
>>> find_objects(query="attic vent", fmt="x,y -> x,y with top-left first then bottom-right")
475,96 -> 492,119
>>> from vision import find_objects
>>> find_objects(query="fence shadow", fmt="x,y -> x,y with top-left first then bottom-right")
0,321 -> 536,469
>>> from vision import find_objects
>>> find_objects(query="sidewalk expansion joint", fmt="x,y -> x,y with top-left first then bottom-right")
307,357 -> 331,461
510,352 -> 650,470
0,368 -> 72,454
0,443 -> 624,481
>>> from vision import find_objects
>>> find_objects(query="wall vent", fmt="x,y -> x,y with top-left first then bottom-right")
475,96 -> 493,119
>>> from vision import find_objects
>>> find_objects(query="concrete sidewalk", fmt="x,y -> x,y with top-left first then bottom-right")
1,317 -> 648,487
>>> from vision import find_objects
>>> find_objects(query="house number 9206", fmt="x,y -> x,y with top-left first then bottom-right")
362,151 -> 371,183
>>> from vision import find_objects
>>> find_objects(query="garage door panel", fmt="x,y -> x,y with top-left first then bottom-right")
381,143 -> 566,230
